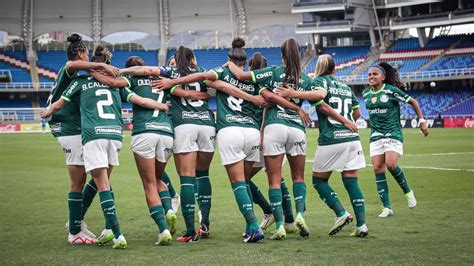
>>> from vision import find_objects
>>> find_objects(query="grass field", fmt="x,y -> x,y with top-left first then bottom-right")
0,128 -> 473,264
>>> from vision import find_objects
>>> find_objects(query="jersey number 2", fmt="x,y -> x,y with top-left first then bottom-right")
96,89 -> 115,119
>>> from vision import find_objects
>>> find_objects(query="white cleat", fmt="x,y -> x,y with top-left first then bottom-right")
112,235 -> 127,249
156,229 -> 172,246
405,190 -> 417,209
350,224 -> 369,238
328,211 -> 353,235
171,194 -> 181,214
378,208 -> 394,218
259,213 -> 275,230
65,220 -> 96,238
68,231 -> 96,245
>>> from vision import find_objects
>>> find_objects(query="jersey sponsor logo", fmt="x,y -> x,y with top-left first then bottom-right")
65,82 -> 79,95
368,108 -> 387,114
50,123 -> 62,133
333,130 -> 359,139
94,125 -> 122,135
145,122 -> 173,131
164,147 -> 173,154
225,115 -> 255,124
62,148 -> 71,154
293,140 -> 306,147
371,97 -> 377,104
380,94 -> 389,103
182,111 -> 211,120
276,111 -> 302,124
256,71 -> 272,79
251,145 -> 260,150
394,93 -> 406,102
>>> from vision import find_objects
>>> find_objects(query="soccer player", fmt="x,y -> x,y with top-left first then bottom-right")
277,54 -> 368,237
363,62 -> 429,218
46,34 -> 119,245
90,55 -> 207,245
42,46 -> 169,249
225,38 -> 316,240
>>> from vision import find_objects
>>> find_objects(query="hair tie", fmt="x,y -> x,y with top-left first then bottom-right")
370,65 -> 386,77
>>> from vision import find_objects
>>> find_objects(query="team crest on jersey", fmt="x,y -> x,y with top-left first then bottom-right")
380,94 -> 389,103
215,67 -> 224,73
371,97 -> 377,104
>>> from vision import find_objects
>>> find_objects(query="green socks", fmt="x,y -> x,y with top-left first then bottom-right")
342,177 -> 366,227
313,177 -> 346,217
180,175 -> 196,236
293,181 -> 306,217
99,190 -> 122,238
281,179 -> 295,223
375,172 -> 391,209
196,170 -> 212,227
249,181 -> 272,215
389,166 -> 411,194
162,171 -> 177,198
158,190 -> 173,214
269,188 -> 284,228
149,205 -> 168,233
68,192 -> 83,235
81,179 -> 97,220
231,181 -> 259,232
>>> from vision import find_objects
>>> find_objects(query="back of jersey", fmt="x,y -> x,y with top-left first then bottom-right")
314,75 -> 360,146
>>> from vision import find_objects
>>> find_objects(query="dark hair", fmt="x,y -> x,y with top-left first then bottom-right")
66,34 -> 87,61
281,38 -> 301,87
378,62 -> 404,89
228,37 -> 247,66
167,55 -> 175,66
91,45 -> 112,64
248,52 -> 267,71
175,46 -> 196,76
125,56 -> 145,68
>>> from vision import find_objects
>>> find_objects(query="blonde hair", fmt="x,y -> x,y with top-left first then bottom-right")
314,54 -> 336,77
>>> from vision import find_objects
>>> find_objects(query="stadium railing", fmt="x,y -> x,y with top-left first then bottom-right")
0,82 -> 54,90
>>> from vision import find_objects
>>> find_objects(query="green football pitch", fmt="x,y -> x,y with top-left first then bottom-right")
0,128 -> 473,264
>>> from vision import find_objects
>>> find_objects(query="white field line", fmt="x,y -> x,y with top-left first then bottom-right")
305,152 -> 474,172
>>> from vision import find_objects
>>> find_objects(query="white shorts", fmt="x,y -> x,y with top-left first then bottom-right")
263,124 -> 306,156
131,133 -> 174,162
173,124 -> 216,153
313,141 -> 366,173
83,139 -> 122,173
370,138 -> 403,157
57,135 -> 84,166
217,127 -> 260,166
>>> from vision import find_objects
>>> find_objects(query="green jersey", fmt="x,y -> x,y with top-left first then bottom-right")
123,76 -> 173,137
251,65 -> 314,131
47,64 -> 81,137
211,67 -> 261,131
362,83 -> 411,143
61,75 -> 135,145
160,66 -> 215,128
312,75 -> 360,146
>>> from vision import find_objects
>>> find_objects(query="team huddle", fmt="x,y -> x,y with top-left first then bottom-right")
41,34 -> 429,249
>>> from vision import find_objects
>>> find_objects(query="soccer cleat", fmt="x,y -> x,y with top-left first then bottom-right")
176,234 -> 199,243
284,222 -> 299,234
242,229 -> 250,238
259,213 -> 275,230
328,211 -> 353,236
68,231 -> 96,245
378,208 -> 394,218
197,224 -> 210,239
166,210 -> 178,235
171,194 -> 181,214
244,228 -> 264,243
65,220 -> 97,238
112,235 -> 127,249
96,229 -> 114,246
405,190 -> 417,209
295,213 -> 310,238
156,229 -> 172,246
350,224 -> 369,238
269,225 -> 286,240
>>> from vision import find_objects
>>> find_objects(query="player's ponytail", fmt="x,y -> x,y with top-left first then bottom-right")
314,54 -> 335,77
125,56 -> 145,68
91,45 -> 112,65
228,37 -> 247,66
248,52 -> 267,71
175,46 -> 196,77
281,38 -> 301,87
66,33 -> 87,60
378,62 -> 404,89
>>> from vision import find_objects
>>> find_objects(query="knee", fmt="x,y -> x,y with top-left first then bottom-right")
373,164 -> 385,173
70,182 -> 84,192
386,162 -> 398,173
